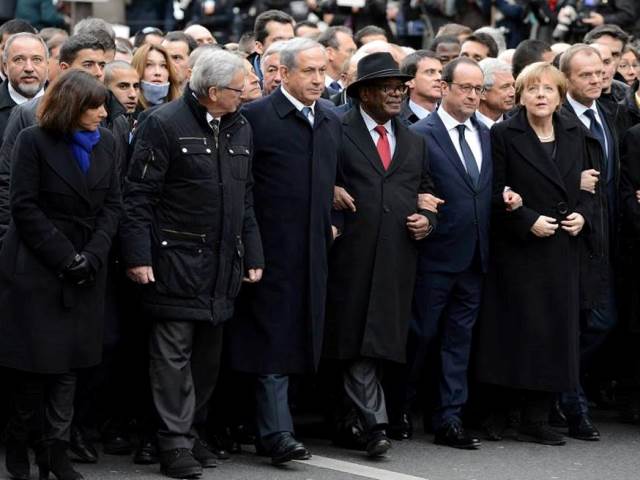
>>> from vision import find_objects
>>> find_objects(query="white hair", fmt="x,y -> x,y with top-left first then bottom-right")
189,49 -> 245,97
279,37 -> 325,70
478,58 -> 513,89
260,40 -> 289,71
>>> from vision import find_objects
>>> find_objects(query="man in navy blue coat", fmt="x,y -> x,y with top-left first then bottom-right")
226,37 -> 341,465
403,57 -> 499,449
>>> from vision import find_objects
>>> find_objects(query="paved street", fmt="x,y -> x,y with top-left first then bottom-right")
2,413 -> 639,480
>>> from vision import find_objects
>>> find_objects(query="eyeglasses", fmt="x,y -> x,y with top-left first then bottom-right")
222,85 -> 244,94
449,82 -> 485,95
375,84 -> 408,95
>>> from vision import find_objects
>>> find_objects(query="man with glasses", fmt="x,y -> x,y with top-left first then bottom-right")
324,52 -> 437,458
406,57 -> 495,450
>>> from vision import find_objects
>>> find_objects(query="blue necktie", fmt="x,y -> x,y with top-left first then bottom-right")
301,106 -> 313,126
584,109 -> 608,170
456,124 -> 480,187
329,80 -> 342,92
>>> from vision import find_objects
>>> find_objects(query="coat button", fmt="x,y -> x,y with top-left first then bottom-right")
206,148 -> 212,154
383,206 -> 390,213
229,149 -> 234,154
226,133 -> 231,138
161,241 -> 168,246
181,147 -> 187,153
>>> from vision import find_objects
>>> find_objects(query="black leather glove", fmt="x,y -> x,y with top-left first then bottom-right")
63,253 -> 94,285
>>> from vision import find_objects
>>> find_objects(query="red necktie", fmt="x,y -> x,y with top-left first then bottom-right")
374,125 -> 391,170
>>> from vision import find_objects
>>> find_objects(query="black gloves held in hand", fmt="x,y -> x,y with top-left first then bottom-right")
63,253 -> 95,285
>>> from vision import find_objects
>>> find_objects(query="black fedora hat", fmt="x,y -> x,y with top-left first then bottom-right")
346,52 -> 412,99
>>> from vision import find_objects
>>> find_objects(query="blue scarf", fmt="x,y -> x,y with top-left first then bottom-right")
70,130 -> 101,175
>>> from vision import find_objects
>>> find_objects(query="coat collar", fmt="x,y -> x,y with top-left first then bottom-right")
0,79 -> 16,111
271,87 -> 328,130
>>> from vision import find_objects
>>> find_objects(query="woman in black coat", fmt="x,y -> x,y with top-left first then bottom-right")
475,63 -> 593,446
0,70 -> 121,480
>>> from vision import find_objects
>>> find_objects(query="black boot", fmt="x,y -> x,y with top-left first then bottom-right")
68,426 -> 97,463
36,440 -> 84,480
5,438 -> 30,480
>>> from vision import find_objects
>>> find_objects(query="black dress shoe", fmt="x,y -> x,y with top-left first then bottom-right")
265,433 -> 311,465
365,430 -> 391,458
387,412 -> 413,440
192,439 -> 218,468
202,434 -> 231,460
567,414 -> 600,441
69,426 -> 98,463
517,423 -> 565,445
5,439 -> 30,480
434,423 -> 481,450
102,431 -> 133,455
159,448 -> 202,479
548,400 -> 568,428
134,436 -> 158,465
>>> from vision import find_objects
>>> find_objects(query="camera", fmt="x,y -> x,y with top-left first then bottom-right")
552,0 -> 600,41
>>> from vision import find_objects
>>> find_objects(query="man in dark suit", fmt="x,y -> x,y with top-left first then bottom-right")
398,50 -> 442,125
0,32 -> 47,145
225,37 -> 341,465
324,52 -> 436,458
405,58 -> 494,449
560,43 -> 619,442
318,26 -> 356,98
247,10 -> 294,84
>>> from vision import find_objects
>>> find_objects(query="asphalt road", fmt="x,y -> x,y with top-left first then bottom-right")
2,413 -> 639,480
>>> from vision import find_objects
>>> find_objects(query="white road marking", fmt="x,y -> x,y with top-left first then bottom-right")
295,455 -> 428,480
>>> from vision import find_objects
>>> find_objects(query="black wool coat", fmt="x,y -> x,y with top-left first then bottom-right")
475,109 -> 594,392
226,88 -> 341,374
323,108 -> 436,364
0,126 -> 121,373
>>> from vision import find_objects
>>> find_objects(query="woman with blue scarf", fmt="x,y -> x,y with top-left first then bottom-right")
0,70 -> 121,480
131,43 -> 181,114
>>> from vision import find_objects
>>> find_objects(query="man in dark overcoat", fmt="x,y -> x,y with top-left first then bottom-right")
225,37 -> 341,464
323,52 -> 437,457
121,49 -> 264,479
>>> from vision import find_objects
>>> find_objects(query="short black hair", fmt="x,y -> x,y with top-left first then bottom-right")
354,25 -> 386,46
0,19 -> 36,40
164,31 -> 198,53
429,35 -> 460,52
462,33 -> 498,59
253,10 -> 294,45
317,26 -> 353,49
512,39 -> 550,79
584,24 -> 629,46
59,34 -> 105,65
441,57 -> 482,83
294,20 -> 319,36
400,50 -> 439,77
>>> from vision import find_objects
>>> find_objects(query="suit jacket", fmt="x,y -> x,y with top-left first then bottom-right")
0,80 -> 17,148
324,108 -> 436,363
398,98 -> 419,126
226,87 -> 341,374
410,110 -> 493,274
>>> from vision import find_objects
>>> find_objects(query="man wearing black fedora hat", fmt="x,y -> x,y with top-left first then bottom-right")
323,52 -> 438,458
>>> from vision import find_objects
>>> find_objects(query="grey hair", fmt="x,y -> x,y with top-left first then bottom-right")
2,32 -> 49,64
479,58 -> 512,89
475,27 -> 507,54
189,49 -> 245,97
279,37 -> 325,71
260,40 -> 289,71
104,60 -> 137,85
188,44 -> 222,68
73,17 -> 116,40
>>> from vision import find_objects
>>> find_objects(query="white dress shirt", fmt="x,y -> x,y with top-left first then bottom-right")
437,107 -> 483,172
325,74 -> 343,91
8,82 -> 44,105
281,86 -> 315,125
408,100 -> 432,121
566,93 -> 608,156
360,107 -> 396,157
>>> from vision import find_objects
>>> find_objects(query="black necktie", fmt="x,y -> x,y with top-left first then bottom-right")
584,109 -> 607,168
456,124 -> 480,187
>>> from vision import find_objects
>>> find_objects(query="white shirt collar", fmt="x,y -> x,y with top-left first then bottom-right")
437,106 -> 475,133
567,93 -> 598,120
8,82 -> 44,105
408,99 -> 432,120
325,74 -> 342,89
360,106 -> 393,135
206,113 -> 221,125
474,110 -> 502,129
280,86 -> 315,114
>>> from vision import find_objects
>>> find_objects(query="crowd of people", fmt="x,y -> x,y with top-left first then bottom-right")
0,2 -> 640,480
